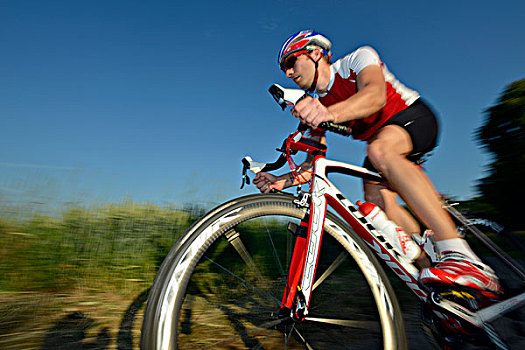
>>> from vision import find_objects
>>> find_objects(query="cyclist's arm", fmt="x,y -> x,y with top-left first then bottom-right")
292,66 -> 386,129
253,132 -> 325,192
327,65 -> 386,123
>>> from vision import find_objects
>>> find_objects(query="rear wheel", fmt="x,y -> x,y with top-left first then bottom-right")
141,193 -> 407,349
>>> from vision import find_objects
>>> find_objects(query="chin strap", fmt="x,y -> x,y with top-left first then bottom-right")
306,53 -> 320,93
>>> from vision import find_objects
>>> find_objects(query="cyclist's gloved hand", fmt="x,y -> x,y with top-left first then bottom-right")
253,172 -> 288,193
292,96 -> 336,130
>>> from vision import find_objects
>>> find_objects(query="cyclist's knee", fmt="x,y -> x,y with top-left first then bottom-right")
367,140 -> 406,173
367,142 -> 390,172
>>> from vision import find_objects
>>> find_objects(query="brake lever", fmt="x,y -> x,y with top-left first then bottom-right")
240,159 -> 251,189
269,84 -> 350,137
240,156 -> 270,189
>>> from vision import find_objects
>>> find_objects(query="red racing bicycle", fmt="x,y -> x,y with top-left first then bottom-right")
141,85 -> 525,349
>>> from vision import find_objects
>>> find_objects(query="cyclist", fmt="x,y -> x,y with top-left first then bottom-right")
253,30 -> 502,298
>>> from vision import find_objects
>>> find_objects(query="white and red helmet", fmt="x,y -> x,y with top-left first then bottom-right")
278,30 -> 332,71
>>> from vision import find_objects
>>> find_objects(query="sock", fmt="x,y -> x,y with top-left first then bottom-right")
435,238 -> 481,262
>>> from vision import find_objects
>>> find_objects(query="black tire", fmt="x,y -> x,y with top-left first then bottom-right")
141,193 -> 407,349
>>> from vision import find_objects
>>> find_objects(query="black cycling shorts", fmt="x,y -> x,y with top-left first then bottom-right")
363,99 -> 439,172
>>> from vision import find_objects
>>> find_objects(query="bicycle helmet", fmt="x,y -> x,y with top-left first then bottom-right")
278,30 -> 332,92
278,30 -> 332,71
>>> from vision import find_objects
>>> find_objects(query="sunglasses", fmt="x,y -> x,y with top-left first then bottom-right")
281,54 -> 299,71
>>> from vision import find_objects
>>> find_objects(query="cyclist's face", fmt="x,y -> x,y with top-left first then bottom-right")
284,54 -> 315,90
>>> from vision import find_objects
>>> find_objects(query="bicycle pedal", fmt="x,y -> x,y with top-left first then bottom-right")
431,285 -> 500,312
438,288 -> 482,311
422,295 -> 485,347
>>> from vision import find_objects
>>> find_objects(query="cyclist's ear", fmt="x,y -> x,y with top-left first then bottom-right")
309,48 -> 323,60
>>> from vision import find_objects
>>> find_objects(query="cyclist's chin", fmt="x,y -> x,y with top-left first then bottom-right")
295,79 -> 310,90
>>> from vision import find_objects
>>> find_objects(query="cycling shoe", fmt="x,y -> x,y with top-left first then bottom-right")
419,252 -> 503,299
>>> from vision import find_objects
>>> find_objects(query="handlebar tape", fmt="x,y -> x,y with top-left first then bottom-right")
297,121 -> 350,136
318,122 -> 351,136
260,154 -> 288,172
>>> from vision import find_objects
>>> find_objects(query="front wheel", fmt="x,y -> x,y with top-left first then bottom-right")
141,193 -> 407,349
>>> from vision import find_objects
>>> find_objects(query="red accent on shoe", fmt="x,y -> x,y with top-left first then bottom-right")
419,252 -> 503,295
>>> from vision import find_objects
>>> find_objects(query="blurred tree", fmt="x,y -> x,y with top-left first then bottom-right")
473,79 -> 525,230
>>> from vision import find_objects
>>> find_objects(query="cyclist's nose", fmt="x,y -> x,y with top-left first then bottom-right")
285,67 -> 294,78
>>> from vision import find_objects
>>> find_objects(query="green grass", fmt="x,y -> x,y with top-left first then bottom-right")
1,202 -> 523,348
0,202 -> 200,296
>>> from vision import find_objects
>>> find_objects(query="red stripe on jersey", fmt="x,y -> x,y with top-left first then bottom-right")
318,47 -> 419,141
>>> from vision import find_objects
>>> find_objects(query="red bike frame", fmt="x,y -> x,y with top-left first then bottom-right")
244,126 -> 525,345
278,131 -> 427,319
273,129 -> 525,333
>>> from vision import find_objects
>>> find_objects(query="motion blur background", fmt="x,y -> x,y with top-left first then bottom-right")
1,1 -> 523,348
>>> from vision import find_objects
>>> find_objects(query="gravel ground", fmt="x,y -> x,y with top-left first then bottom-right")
1,258 -> 524,349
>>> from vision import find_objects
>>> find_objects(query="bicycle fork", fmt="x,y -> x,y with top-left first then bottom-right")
279,215 -> 312,319
280,181 -> 328,320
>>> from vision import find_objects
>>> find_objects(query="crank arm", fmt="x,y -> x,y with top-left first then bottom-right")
429,292 -> 483,327
430,292 -> 512,350
431,289 -> 525,325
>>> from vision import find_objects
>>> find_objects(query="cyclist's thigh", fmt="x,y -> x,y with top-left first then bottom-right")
382,99 -> 439,161
367,124 -> 413,157
363,100 -> 439,172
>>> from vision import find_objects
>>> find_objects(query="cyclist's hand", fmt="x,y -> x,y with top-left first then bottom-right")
292,96 -> 335,129
253,172 -> 287,193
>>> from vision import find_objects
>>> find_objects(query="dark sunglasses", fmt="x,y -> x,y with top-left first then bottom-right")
281,55 -> 298,71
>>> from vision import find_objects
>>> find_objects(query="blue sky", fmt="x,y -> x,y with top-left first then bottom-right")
1,0 -> 524,211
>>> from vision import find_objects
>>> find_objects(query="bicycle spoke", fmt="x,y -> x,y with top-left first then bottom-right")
208,308 -> 275,349
292,327 -> 315,350
308,284 -> 369,312
304,316 -> 380,331
312,251 -> 347,291
283,322 -> 295,348
264,225 -> 286,278
187,306 -> 292,349
203,256 -> 281,306
225,229 -> 266,285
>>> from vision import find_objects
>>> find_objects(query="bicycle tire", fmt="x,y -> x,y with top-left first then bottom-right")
141,193 -> 407,349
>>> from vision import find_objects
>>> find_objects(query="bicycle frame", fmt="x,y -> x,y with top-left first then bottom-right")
245,128 -> 525,339
280,146 -> 428,318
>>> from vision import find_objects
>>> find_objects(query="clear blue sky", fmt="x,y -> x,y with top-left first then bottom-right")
1,0 -> 524,211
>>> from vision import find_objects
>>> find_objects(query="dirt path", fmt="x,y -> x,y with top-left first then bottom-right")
0,290 -> 146,350
1,285 -> 524,349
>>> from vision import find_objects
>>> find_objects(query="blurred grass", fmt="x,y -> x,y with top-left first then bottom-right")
1,202 -> 523,348
0,202 -> 202,295
0,201 -> 202,349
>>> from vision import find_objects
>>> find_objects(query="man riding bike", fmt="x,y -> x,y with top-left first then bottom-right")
253,30 -> 502,299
